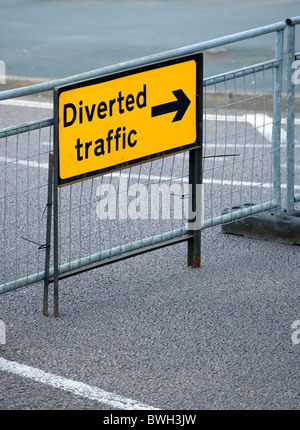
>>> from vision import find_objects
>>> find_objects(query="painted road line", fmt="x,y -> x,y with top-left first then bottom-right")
0,155 -> 49,169
1,156 -> 300,190
2,98 -> 300,125
0,99 -> 296,147
245,113 -> 287,143
0,357 -> 159,410
0,99 -> 53,109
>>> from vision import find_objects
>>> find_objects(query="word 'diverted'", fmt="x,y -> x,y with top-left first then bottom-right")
63,85 -> 147,127
64,85 -> 146,162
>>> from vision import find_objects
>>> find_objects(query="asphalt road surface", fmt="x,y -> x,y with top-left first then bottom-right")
0,0 -> 300,414
1,0 -> 300,82
0,97 -> 299,411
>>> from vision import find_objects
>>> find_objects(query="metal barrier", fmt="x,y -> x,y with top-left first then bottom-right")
286,17 -> 300,210
0,21 -> 287,310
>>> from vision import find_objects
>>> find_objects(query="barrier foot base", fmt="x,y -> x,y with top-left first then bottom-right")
221,209 -> 300,245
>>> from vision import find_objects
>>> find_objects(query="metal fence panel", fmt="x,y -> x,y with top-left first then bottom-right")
286,17 -> 300,209
0,21 -> 288,297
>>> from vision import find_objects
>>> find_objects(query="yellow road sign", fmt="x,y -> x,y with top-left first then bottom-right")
54,53 -> 202,186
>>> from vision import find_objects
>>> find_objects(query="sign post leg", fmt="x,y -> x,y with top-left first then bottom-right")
53,154 -> 59,317
187,147 -> 202,268
43,153 -> 54,316
53,105 -> 60,317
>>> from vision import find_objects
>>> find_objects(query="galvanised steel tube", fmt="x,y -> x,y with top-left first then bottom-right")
0,118 -> 53,138
0,21 -> 286,101
286,16 -> 300,26
203,59 -> 279,87
202,200 -> 279,229
0,227 -> 187,295
0,20 -> 289,297
0,61 -> 278,139
272,29 -> 284,216
0,272 -> 46,295
286,20 -> 296,212
0,200 -> 279,295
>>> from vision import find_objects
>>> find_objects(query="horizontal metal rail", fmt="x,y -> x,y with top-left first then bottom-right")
286,17 -> 300,26
0,21 -> 285,101
286,17 -> 300,211
0,20 -> 287,298
0,200 -> 278,296
0,117 -> 53,139
0,59 -> 279,139
204,59 -> 280,87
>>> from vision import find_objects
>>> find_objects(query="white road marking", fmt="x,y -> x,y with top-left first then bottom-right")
0,99 -> 52,109
245,113 -> 287,143
2,98 -> 300,125
97,171 -> 300,190
281,163 -> 300,170
0,155 -> 49,169
1,100 -> 299,189
204,143 -> 272,148
0,357 -> 159,410
205,113 -> 300,126
0,100 -> 297,151
1,156 -> 300,190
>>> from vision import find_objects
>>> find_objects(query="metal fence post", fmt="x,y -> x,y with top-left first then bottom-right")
187,56 -> 202,268
2,20 -> 296,298
272,29 -> 284,215
286,20 -> 296,213
53,99 -> 59,317
43,153 -> 54,317
187,147 -> 202,268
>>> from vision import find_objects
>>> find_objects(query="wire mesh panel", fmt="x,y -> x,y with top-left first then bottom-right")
0,21 -> 287,295
55,156 -> 191,273
293,57 -> 300,205
202,62 -> 278,226
0,62 -> 279,292
0,123 -> 53,292
286,18 -> 300,208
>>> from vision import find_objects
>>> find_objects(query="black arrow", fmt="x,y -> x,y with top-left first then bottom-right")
151,89 -> 191,122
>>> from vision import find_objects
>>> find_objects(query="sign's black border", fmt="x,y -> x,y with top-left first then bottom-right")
54,53 -> 203,187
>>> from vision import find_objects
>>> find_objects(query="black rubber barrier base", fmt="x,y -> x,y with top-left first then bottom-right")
221,208 -> 300,245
